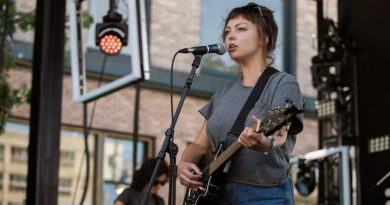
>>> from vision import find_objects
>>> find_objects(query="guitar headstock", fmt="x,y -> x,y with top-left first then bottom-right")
257,101 -> 303,136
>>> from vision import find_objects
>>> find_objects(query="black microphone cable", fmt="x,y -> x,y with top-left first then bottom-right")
170,51 -> 180,121
72,55 -> 107,205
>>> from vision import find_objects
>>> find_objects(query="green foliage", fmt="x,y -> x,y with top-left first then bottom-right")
0,0 -> 34,134
2,43 -> 15,69
82,11 -> 94,28
0,76 -> 30,134
0,0 -> 93,134
14,10 -> 35,32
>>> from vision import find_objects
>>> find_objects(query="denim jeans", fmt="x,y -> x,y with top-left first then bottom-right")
217,177 -> 294,205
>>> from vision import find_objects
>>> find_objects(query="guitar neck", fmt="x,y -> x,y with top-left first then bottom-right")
208,141 -> 242,175
206,104 -> 300,177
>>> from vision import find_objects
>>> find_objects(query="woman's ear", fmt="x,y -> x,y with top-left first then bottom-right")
259,36 -> 269,46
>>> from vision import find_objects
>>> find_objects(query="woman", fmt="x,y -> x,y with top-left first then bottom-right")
114,158 -> 168,205
178,2 -> 303,205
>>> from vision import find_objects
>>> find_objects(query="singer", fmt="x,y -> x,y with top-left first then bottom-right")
178,2 -> 304,205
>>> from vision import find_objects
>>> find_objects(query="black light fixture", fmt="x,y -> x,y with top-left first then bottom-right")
295,159 -> 316,197
95,0 -> 128,55
311,61 -> 342,91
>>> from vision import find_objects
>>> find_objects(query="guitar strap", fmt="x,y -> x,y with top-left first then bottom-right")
220,67 -> 279,174
228,67 -> 279,137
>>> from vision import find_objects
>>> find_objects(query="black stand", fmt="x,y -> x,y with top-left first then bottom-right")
141,54 -> 203,205
369,169 -> 390,192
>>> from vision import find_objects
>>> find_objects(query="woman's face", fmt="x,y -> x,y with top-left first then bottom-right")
224,15 -> 264,63
151,174 -> 167,194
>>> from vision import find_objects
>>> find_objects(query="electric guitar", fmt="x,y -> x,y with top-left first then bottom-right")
183,102 -> 302,205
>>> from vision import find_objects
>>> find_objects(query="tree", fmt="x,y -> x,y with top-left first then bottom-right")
0,0 -> 33,134
0,0 -> 93,134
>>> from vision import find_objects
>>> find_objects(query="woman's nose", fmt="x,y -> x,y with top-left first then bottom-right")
227,32 -> 236,40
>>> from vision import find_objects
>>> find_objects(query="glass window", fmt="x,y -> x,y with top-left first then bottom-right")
9,202 -> 24,205
58,128 -> 152,205
60,151 -> 76,167
58,129 -> 95,205
103,137 -> 146,183
11,146 -> 28,163
59,178 -> 72,194
1,122 -> 29,204
102,136 -> 149,205
10,174 -> 27,190
2,121 -> 152,205
0,144 -> 4,160
200,0 -> 285,77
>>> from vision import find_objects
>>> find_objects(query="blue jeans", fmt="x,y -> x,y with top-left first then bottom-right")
217,177 -> 294,205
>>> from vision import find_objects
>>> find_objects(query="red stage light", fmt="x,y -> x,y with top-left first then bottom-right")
98,32 -> 124,55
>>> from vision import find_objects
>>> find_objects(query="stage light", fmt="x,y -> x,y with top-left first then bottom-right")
311,61 -> 342,91
315,99 -> 339,118
96,27 -> 126,55
295,159 -> 316,197
95,0 -> 128,55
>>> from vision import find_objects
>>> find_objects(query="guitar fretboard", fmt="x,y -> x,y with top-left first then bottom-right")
209,141 -> 242,175
206,109 -> 292,176
184,103 -> 301,205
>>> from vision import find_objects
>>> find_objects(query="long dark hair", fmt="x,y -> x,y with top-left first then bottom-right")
131,158 -> 169,192
222,2 -> 279,65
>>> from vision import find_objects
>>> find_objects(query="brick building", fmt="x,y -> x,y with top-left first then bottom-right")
1,0 -> 321,204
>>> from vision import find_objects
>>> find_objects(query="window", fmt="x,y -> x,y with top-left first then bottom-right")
102,136 -> 150,205
11,146 -> 28,163
9,202 -> 24,205
59,128 -> 153,205
0,172 -> 3,187
1,122 -> 29,204
0,144 -> 4,160
59,178 -> 72,194
60,151 -> 75,167
10,174 -> 27,190
3,121 -> 153,204
58,129 -> 95,205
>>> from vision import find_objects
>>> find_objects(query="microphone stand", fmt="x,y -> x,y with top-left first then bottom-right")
141,54 -> 203,205
369,169 -> 390,191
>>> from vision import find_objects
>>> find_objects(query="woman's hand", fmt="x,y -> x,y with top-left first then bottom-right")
178,161 -> 204,188
238,115 -> 289,152
178,120 -> 210,189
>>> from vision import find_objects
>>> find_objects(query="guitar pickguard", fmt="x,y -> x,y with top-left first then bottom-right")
183,145 -> 227,205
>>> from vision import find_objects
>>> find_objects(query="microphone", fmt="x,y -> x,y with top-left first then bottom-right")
178,43 -> 226,55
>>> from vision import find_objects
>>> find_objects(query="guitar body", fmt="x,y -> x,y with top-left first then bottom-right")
182,102 -> 302,205
183,145 -> 227,205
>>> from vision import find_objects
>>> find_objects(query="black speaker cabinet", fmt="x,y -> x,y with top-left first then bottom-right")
340,0 -> 390,204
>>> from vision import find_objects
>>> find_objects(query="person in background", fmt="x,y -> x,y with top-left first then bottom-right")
178,2 -> 304,205
114,158 -> 169,205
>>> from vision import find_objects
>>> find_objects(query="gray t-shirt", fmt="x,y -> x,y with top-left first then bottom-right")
199,71 -> 303,187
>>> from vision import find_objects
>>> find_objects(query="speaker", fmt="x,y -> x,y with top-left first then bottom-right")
340,0 -> 390,204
